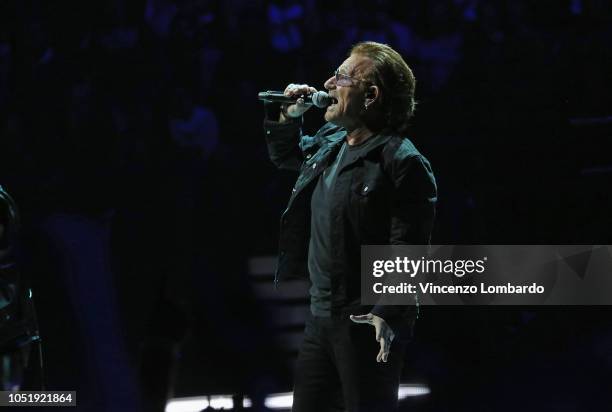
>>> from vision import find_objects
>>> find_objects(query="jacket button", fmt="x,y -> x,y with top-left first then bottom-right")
292,188 -> 296,192
266,130 -> 271,135
363,185 -> 369,193
312,163 -> 317,169
306,154 -> 312,159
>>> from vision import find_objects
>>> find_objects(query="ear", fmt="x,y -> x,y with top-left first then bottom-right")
365,85 -> 380,104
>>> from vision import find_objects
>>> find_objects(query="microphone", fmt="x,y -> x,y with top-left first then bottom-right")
258,90 -> 332,108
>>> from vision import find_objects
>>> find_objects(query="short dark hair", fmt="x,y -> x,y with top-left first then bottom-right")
350,41 -> 416,134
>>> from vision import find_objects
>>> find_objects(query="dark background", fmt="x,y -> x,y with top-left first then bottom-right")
1,0 -> 611,411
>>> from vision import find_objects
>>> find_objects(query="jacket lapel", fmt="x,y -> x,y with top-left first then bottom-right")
290,131 -> 392,204
336,134 -> 392,174
297,131 -> 345,186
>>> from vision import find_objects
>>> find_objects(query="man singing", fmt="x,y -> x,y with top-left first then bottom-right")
263,41 -> 437,411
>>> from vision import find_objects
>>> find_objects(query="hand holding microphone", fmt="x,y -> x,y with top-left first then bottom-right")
282,83 -> 316,119
258,83 -> 331,121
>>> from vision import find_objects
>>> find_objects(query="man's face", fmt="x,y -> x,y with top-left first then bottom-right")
323,54 -> 373,130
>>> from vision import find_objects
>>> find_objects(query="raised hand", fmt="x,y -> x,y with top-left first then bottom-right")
281,83 -> 318,120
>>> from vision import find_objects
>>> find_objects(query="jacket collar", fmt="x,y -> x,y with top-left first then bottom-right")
293,129 -> 394,198
322,126 -> 393,157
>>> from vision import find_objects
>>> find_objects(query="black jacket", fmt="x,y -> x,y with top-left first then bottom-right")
264,118 -> 437,335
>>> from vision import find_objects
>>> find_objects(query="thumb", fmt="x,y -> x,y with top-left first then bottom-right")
350,314 -> 372,324
296,97 -> 310,110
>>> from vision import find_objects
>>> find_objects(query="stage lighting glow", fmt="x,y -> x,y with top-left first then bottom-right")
165,396 -> 252,412
264,392 -> 294,409
165,383 -> 430,411
209,395 -> 234,409
165,396 -> 209,412
398,383 -> 431,399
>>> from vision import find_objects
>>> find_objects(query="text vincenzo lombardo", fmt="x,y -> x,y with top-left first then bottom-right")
373,282 -> 545,295
371,257 -> 545,295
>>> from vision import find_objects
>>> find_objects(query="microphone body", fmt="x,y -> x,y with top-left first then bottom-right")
258,90 -> 332,108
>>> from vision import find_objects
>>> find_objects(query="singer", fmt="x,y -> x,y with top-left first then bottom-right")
262,42 -> 437,411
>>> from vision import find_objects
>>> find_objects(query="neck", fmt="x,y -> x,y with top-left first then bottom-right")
346,125 -> 374,146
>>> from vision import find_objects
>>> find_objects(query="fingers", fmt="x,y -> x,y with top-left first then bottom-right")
377,337 -> 384,362
350,313 -> 394,363
377,345 -> 383,363
375,320 -> 394,363
283,83 -> 317,97
377,337 -> 391,363
281,83 -> 316,119
383,337 -> 391,362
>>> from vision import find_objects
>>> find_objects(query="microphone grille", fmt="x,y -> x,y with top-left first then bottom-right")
311,91 -> 332,108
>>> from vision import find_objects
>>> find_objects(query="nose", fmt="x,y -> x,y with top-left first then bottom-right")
323,75 -> 336,91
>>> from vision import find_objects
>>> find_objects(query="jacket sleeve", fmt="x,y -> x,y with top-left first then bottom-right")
263,116 -> 305,172
370,153 -> 437,335
388,154 -> 437,245
263,107 -> 333,171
